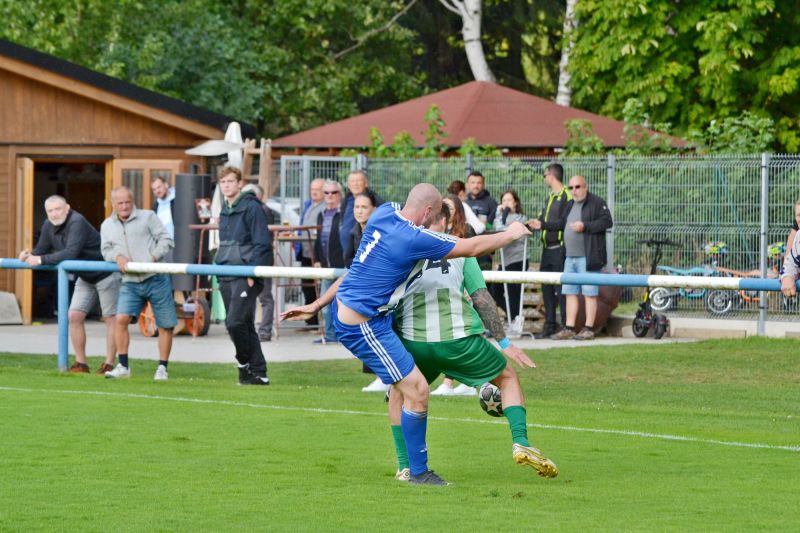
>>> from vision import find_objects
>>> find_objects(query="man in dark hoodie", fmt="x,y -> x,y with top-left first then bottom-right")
20,195 -> 119,374
215,166 -> 272,385
464,171 -> 498,270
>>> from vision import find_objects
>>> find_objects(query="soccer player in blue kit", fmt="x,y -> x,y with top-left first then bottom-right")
282,183 -> 531,485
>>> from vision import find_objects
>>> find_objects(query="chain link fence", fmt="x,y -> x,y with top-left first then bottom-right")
357,154 -> 799,320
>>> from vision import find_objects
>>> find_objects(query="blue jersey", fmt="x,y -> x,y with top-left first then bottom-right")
338,202 -> 457,318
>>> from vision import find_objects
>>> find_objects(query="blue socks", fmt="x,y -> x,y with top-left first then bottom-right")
401,407 -> 429,476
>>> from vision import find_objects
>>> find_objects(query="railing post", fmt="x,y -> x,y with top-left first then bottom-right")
606,153 -> 616,269
758,153 -> 770,335
466,153 -> 474,176
57,265 -> 69,371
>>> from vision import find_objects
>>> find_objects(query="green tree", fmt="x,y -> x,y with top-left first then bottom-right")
569,0 -> 800,151
563,119 -> 604,155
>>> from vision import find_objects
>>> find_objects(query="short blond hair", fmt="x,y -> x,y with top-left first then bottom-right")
217,165 -> 242,182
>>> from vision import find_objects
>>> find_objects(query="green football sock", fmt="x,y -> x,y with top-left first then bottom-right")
504,405 -> 530,447
390,425 -> 409,470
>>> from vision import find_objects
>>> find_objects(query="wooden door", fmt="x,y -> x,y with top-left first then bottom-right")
15,157 -> 34,324
109,159 -> 183,215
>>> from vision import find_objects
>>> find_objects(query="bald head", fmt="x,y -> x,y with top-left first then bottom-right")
401,183 -> 443,228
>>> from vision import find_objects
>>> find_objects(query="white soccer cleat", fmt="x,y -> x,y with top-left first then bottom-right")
105,364 -> 131,379
362,377 -> 389,392
395,468 -> 411,482
431,383 -> 455,396
452,383 -> 477,396
154,365 -> 169,381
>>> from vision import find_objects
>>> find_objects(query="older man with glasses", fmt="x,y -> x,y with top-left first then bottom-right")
550,175 -> 613,340
313,180 -> 345,343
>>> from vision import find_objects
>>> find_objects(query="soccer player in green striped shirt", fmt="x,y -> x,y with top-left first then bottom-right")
388,204 -> 558,480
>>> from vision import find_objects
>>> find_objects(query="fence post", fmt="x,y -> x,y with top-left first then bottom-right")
757,153 -> 770,335
606,153 -> 616,269
465,153 -> 474,176
356,153 -> 368,171
57,265 -> 69,371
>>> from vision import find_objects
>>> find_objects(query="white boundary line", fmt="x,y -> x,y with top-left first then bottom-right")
2,386 -> 797,453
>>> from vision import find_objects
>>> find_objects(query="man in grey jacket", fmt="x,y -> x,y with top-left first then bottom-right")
101,186 -> 176,380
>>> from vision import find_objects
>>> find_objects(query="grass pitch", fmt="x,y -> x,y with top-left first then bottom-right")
1,338 -> 798,531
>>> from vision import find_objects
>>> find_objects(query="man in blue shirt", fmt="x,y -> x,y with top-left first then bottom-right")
282,183 -> 530,485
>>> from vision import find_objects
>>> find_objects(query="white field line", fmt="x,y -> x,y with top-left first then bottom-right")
1,386 -> 798,453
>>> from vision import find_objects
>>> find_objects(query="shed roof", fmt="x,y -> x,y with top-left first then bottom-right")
273,81 -> 683,149
0,38 -> 255,139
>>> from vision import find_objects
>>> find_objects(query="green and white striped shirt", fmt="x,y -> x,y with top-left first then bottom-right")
394,256 -> 485,342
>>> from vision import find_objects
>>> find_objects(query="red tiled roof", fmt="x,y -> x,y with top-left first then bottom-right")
273,81 -> 684,149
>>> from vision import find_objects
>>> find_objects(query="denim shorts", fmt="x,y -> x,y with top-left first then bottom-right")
117,274 -> 177,328
561,256 -> 600,296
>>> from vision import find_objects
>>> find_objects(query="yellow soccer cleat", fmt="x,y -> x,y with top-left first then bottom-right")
512,443 -> 559,478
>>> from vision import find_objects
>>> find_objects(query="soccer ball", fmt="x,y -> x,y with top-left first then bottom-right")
478,383 -> 503,417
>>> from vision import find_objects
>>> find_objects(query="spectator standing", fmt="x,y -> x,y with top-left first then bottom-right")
780,199 -> 800,298
297,178 -> 326,326
151,176 -> 175,239
215,167 -> 272,385
494,189 -> 528,322
340,170 -> 384,242
101,186 -> 175,380
464,171 -> 498,270
527,163 -> 571,338
313,180 -> 345,343
447,180 -> 485,235
20,195 -> 120,374
550,176 -> 613,341
242,184 -> 276,342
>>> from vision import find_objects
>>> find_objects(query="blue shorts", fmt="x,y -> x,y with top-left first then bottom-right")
332,299 -> 415,385
562,256 -> 600,296
117,275 -> 178,329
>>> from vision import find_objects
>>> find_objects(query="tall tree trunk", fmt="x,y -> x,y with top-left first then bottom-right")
439,0 -> 496,82
556,0 -> 578,106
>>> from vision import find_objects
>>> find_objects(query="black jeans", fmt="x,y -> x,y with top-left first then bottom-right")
257,278 -> 274,338
540,247 -> 566,330
220,278 -> 268,376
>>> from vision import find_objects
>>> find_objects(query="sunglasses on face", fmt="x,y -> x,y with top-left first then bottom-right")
324,191 -> 340,196
569,185 -> 582,190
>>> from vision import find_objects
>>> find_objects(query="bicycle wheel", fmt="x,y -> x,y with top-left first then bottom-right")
649,288 -> 674,311
706,290 -> 733,315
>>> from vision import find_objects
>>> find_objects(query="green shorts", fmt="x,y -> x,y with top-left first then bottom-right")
400,334 -> 507,387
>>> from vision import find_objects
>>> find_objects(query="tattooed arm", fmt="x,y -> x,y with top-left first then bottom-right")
470,287 -> 506,340
470,287 -> 536,369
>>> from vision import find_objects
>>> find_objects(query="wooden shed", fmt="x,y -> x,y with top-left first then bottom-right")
0,39 -> 251,322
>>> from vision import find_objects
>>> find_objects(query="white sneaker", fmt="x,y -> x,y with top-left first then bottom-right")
154,365 -> 168,381
361,377 -> 389,392
105,364 -> 131,379
431,383 -> 455,396
395,468 -> 411,482
452,383 -> 477,396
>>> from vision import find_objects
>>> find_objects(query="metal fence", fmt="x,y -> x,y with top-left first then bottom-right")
361,154 -> 799,320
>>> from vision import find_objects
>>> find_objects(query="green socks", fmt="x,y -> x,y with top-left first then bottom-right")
504,405 -> 530,446
390,424 -> 410,470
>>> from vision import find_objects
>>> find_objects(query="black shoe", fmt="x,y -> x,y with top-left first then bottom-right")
409,470 -> 449,486
259,335 -> 271,342
237,364 -> 251,384
534,326 -> 558,340
240,374 -> 270,386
